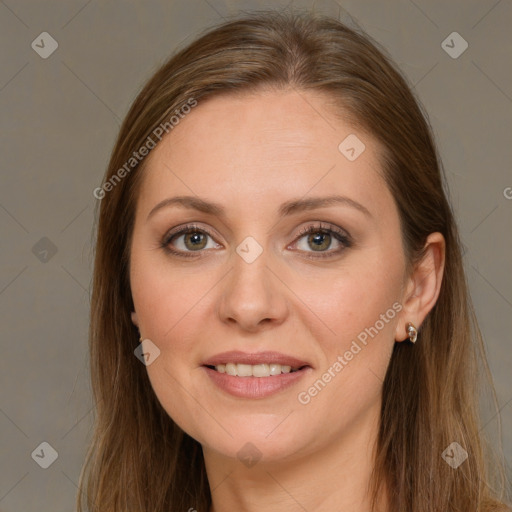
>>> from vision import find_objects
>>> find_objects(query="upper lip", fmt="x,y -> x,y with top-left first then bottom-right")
202,351 -> 311,369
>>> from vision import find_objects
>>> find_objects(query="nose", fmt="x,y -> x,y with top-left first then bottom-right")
217,244 -> 289,333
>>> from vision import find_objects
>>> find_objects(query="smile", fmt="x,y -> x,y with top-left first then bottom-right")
207,363 -> 304,377
202,365 -> 312,399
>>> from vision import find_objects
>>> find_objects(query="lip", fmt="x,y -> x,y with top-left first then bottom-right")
202,365 -> 312,399
201,351 -> 313,399
202,350 -> 311,369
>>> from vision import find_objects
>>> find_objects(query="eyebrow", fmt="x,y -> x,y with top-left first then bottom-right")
146,194 -> 372,221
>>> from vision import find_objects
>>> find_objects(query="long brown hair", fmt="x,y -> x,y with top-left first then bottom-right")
79,10 -> 511,511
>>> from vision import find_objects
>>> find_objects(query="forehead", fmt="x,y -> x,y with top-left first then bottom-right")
137,89 -> 393,220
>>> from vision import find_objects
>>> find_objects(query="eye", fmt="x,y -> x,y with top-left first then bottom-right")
162,224 -> 221,257
161,222 -> 352,259
291,223 -> 352,258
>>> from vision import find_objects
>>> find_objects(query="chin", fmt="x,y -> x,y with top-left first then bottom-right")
197,423 -> 315,466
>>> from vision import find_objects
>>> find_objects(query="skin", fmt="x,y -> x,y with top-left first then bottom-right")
129,88 -> 445,512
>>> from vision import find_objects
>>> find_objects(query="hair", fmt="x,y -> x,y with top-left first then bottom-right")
79,9 -> 511,512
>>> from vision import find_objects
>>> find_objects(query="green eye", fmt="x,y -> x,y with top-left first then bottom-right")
293,224 -> 351,257
162,222 -> 352,259
181,231 -> 209,251
162,224 -> 220,257
305,231 -> 332,251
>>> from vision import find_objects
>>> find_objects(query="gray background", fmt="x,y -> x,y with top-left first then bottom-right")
0,0 -> 511,510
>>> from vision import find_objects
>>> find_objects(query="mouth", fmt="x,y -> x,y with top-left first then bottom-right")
201,350 -> 312,397
201,350 -> 312,377
204,362 -> 310,377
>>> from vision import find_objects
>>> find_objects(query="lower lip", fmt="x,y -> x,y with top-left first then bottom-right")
202,366 -> 311,399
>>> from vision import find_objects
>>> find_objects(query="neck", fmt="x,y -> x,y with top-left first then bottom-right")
203,402 -> 389,512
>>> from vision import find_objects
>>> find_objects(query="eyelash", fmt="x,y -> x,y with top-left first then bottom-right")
161,222 -> 352,259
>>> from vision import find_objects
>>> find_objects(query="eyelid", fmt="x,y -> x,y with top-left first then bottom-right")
293,221 -> 350,244
288,222 -> 352,258
163,223 -> 217,243
161,223 -> 221,258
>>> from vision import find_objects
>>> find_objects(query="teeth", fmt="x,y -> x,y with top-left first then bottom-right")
225,363 -> 237,376
237,364 -> 253,377
214,363 -> 300,377
269,363 -> 281,376
253,364 -> 270,377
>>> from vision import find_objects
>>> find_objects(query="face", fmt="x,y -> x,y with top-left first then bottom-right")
129,89 -> 409,464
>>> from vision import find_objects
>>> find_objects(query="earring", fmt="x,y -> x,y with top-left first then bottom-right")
406,322 -> 418,343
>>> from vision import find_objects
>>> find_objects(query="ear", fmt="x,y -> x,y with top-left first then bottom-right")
395,232 -> 446,342
131,311 -> 139,327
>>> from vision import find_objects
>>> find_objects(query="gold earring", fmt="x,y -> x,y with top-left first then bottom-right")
406,322 -> 418,343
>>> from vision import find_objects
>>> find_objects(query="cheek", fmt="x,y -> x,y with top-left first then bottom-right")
289,251 -> 403,423
130,249 -> 212,344
130,251 -> 221,426
290,268 -> 400,438
291,251 -> 403,355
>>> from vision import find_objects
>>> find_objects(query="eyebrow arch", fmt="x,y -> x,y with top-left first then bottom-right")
278,195 -> 372,218
146,194 -> 372,221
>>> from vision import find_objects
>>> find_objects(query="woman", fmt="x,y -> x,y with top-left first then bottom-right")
80,10 -> 511,512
